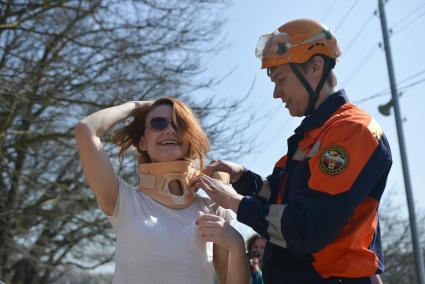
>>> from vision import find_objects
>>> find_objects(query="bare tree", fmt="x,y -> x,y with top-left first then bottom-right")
50,269 -> 112,284
380,197 -> 425,284
0,1 -> 251,283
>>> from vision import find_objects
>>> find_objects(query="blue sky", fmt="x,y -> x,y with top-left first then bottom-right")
202,0 -> 425,221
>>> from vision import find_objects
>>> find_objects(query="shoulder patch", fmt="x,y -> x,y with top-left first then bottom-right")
319,145 -> 349,175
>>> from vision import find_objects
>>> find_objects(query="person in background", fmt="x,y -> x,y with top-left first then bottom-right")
191,19 -> 392,284
75,97 -> 249,284
246,234 -> 266,284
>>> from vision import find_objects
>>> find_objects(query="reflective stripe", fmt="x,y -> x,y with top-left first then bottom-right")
368,118 -> 383,141
293,142 -> 322,160
265,204 -> 287,248
307,141 -> 321,158
258,178 -> 271,200
292,147 -> 307,161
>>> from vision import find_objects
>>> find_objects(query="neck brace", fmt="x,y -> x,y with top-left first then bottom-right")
139,160 -> 195,209
139,160 -> 230,209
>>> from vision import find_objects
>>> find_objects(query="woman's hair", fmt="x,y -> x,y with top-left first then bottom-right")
246,234 -> 264,252
112,97 -> 209,168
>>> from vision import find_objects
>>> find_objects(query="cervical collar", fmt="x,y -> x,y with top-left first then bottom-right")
139,160 -> 230,209
139,160 -> 195,209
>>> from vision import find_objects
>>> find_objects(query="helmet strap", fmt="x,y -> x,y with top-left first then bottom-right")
289,56 -> 336,116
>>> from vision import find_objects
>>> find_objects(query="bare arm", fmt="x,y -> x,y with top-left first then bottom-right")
220,241 -> 250,284
213,244 -> 229,284
197,213 -> 250,284
75,101 -> 150,215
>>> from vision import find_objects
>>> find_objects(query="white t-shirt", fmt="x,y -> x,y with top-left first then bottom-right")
107,177 -> 233,284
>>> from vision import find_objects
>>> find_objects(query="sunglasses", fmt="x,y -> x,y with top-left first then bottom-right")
146,117 -> 176,131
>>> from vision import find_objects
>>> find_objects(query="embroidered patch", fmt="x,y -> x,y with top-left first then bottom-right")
319,145 -> 349,175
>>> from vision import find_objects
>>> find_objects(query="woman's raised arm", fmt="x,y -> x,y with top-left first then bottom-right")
75,101 -> 150,215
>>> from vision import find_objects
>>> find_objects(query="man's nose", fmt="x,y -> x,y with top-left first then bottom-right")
273,85 -> 280,99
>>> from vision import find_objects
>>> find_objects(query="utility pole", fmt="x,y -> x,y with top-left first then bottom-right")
378,0 -> 425,283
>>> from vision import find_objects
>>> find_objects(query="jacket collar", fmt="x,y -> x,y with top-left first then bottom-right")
294,89 -> 348,134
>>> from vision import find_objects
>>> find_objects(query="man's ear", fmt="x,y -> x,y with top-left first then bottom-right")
139,137 -> 147,151
310,56 -> 325,78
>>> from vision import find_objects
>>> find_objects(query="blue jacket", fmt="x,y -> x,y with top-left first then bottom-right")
234,90 -> 392,284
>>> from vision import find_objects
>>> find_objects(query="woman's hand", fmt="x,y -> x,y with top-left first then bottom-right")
133,100 -> 152,111
196,213 -> 244,251
205,160 -> 245,183
198,213 -> 250,284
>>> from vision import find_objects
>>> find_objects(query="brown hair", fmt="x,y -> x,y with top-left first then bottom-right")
246,234 -> 265,252
112,97 -> 209,168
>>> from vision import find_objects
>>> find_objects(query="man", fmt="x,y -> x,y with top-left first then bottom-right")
191,19 -> 392,283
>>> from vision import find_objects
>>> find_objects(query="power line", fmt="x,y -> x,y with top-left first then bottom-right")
354,90 -> 389,104
321,0 -> 338,22
246,114 -> 290,167
398,68 -> 425,85
362,67 -> 425,99
398,76 -> 425,92
392,9 -> 425,35
390,1 -> 425,30
342,43 -> 380,86
345,4 -> 425,98
354,74 -> 425,104
343,12 -> 376,54
244,106 -> 281,165
335,0 -> 361,33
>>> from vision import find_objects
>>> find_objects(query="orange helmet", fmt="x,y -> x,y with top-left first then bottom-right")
255,19 -> 341,69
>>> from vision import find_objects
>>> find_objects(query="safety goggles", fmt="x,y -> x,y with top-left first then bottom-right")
255,29 -> 333,60
146,117 -> 175,131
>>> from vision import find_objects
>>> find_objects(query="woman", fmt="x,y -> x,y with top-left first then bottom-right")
75,98 -> 249,284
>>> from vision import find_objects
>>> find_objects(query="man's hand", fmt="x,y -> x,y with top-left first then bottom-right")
190,174 -> 243,213
205,160 -> 244,183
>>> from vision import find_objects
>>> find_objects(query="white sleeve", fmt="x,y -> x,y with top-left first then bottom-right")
105,177 -> 133,227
